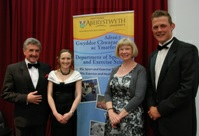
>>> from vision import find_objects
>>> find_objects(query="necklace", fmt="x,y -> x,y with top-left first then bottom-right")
60,69 -> 70,75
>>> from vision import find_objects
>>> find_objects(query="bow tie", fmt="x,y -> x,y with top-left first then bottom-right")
28,63 -> 40,69
157,38 -> 174,50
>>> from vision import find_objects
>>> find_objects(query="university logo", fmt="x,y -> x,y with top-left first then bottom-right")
79,20 -> 86,28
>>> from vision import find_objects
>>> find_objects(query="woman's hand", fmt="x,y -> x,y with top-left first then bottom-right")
54,112 -> 67,124
62,112 -> 73,122
108,109 -> 121,128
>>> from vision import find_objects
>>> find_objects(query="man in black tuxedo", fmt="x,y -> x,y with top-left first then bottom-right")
146,10 -> 199,136
1,37 -> 51,136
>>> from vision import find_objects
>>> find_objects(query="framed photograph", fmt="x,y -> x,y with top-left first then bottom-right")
89,120 -> 105,136
96,94 -> 107,111
81,77 -> 100,102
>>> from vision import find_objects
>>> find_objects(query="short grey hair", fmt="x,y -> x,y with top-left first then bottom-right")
23,37 -> 42,51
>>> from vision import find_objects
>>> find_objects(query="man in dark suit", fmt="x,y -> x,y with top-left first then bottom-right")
1,37 -> 51,136
146,10 -> 199,136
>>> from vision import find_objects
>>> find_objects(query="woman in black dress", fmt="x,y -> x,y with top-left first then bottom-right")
47,49 -> 82,136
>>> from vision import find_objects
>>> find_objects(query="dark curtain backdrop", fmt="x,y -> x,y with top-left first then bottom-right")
0,0 -> 167,135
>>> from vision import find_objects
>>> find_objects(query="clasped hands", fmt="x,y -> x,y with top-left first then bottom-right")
54,112 -> 72,124
148,106 -> 161,120
108,110 -> 121,128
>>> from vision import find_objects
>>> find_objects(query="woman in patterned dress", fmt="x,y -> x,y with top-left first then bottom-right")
104,38 -> 147,136
47,49 -> 82,136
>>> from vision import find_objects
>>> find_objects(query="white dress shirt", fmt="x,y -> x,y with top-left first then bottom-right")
25,59 -> 39,88
155,37 -> 174,88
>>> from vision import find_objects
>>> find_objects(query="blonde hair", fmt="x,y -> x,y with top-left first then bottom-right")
115,37 -> 138,58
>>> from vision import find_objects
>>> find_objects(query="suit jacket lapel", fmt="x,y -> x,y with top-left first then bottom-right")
20,61 -> 35,91
158,38 -> 178,86
36,68 -> 42,89
36,63 -> 46,89
150,51 -> 158,90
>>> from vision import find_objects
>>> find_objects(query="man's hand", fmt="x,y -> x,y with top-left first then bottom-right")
27,91 -> 42,104
148,106 -> 161,120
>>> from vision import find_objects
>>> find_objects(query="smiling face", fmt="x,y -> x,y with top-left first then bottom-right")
118,44 -> 133,61
58,52 -> 72,69
115,38 -> 138,59
152,16 -> 175,44
23,44 -> 41,63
